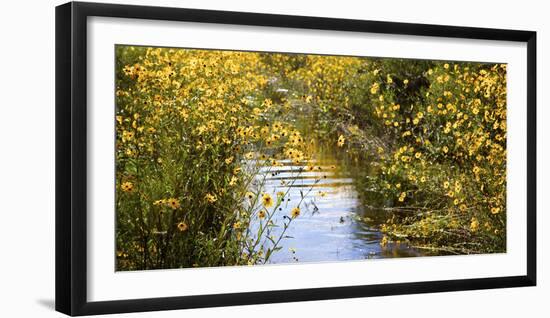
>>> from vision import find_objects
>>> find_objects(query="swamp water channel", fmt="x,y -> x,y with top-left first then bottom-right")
248,102 -> 426,264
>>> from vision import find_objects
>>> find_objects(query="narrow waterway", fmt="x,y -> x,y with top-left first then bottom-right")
249,104 -> 424,264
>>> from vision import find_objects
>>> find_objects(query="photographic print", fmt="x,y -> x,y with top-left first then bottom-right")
114,45 -> 507,271
56,4 -> 535,314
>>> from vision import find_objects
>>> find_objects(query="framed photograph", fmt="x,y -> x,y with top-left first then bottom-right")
55,1 -> 536,316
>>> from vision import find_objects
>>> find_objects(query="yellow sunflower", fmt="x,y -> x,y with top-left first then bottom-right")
177,221 -> 188,232
261,193 -> 274,208
291,207 -> 301,218
121,181 -> 133,192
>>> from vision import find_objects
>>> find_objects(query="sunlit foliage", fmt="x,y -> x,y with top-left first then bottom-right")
286,56 -> 507,254
115,46 -> 507,270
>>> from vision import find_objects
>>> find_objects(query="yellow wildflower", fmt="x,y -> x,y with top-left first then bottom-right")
337,135 -> 345,147
370,82 -> 379,94
205,193 -> 217,203
153,199 -> 165,206
261,193 -> 274,208
177,221 -> 188,232
245,152 -> 255,160
258,210 -> 266,220
121,181 -> 133,192
291,207 -> 301,218
167,198 -> 180,210
470,217 -> 479,232
398,192 -> 406,202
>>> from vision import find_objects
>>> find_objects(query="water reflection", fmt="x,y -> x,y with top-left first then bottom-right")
250,139 -> 423,264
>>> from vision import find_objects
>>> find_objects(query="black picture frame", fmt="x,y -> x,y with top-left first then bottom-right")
55,1 -> 537,316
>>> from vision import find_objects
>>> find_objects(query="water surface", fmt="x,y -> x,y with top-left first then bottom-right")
250,138 -> 423,264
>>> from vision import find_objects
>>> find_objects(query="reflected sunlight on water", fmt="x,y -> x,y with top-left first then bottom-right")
249,141 -> 423,264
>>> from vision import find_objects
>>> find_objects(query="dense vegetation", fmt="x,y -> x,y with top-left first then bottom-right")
115,46 -> 506,270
